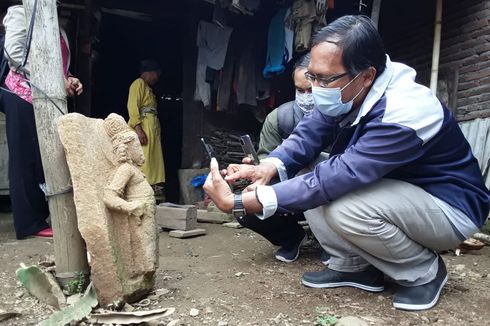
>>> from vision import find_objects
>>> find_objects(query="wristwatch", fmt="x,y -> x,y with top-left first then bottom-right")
232,193 -> 246,219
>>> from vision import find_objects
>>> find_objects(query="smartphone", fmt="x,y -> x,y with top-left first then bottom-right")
200,137 -> 216,161
239,134 -> 260,165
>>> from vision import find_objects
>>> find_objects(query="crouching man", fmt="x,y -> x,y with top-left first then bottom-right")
204,15 -> 489,311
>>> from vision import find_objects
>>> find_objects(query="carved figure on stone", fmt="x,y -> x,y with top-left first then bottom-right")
103,114 -> 158,277
57,113 -> 158,307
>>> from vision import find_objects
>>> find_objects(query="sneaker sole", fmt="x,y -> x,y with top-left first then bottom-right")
301,279 -> 384,292
274,235 -> 307,263
392,273 -> 448,311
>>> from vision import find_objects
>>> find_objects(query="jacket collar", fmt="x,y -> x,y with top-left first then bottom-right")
351,55 -> 396,125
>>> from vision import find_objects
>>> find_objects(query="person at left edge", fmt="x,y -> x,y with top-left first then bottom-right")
0,5 -> 83,239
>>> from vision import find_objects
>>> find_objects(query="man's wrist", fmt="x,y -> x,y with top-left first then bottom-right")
226,194 -> 235,213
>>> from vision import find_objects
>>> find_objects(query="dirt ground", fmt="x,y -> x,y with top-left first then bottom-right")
1,211 -> 490,326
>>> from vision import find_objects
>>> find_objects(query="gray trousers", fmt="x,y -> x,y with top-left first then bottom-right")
304,178 -> 461,287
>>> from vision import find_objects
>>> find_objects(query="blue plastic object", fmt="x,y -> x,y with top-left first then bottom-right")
191,174 -> 208,188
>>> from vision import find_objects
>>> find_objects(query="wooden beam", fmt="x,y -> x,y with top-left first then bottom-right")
370,0 -> 382,29
74,0 -> 93,116
23,0 -> 88,281
181,2 -> 203,168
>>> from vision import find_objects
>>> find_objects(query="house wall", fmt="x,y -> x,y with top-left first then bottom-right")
381,0 -> 490,122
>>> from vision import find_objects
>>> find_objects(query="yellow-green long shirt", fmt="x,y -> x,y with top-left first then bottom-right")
127,78 -> 165,185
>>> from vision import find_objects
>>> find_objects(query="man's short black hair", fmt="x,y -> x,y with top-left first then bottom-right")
311,15 -> 386,79
294,53 -> 311,71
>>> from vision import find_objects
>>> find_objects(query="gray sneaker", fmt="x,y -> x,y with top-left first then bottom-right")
393,255 -> 448,311
302,265 -> 385,292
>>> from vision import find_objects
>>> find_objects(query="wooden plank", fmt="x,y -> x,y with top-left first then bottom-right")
197,209 -> 233,224
156,204 -> 197,231
168,228 -> 206,239
222,222 -> 243,229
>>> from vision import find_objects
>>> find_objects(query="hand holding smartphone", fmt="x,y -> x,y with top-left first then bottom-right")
239,134 -> 260,165
200,137 -> 216,160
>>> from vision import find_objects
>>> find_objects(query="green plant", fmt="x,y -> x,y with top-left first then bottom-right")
315,315 -> 338,326
482,218 -> 490,235
66,272 -> 86,295
314,307 -> 338,326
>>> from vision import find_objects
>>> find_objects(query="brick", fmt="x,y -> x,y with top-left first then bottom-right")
460,61 -> 490,73
458,80 -> 479,91
475,42 -> 490,55
156,204 -> 197,231
443,48 -> 476,63
460,68 -> 490,83
462,51 -> 490,66
457,107 -> 490,122
457,96 -> 480,107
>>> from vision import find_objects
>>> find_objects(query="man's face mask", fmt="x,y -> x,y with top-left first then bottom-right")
295,90 -> 315,115
311,72 -> 364,117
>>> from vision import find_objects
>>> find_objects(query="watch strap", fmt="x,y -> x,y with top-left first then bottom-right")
232,193 -> 246,219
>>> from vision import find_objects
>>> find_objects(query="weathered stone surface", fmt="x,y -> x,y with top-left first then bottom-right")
58,113 -> 158,306
336,316 -> 369,326
197,210 -> 233,224
222,222 -> 243,229
156,203 -> 197,231
169,228 -> 207,239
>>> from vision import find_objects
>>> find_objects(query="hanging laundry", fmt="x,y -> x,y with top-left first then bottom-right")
213,0 -> 228,27
284,8 -> 294,63
217,25 -> 270,111
292,0 -> 316,53
230,0 -> 261,15
194,21 -> 233,108
263,7 -> 288,78
237,41 -> 258,106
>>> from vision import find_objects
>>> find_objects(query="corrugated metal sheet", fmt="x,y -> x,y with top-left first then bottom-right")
459,118 -> 490,189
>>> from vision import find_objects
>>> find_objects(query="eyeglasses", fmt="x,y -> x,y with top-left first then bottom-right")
304,71 -> 349,88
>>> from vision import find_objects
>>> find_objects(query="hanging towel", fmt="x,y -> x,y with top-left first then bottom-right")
284,8 -> 294,64
194,21 -> 233,107
262,8 -> 288,78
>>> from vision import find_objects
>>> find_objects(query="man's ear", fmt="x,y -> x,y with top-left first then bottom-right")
362,67 -> 377,88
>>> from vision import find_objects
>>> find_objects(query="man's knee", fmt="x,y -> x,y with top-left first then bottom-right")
324,198 -> 370,237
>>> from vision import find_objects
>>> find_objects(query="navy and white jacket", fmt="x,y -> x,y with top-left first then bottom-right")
266,57 -> 489,229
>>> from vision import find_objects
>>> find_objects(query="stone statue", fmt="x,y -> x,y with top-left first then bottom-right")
57,113 -> 158,307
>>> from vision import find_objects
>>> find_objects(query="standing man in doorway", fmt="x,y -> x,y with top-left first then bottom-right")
127,59 -> 165,187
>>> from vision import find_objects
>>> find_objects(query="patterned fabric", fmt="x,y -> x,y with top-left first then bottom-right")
5,70 -> 32,103
5,33 -> 70,103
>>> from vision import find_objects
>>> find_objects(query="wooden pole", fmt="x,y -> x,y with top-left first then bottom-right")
22,0 -> 89,281
370,0 -> 382,29
430,0 -> 443,95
